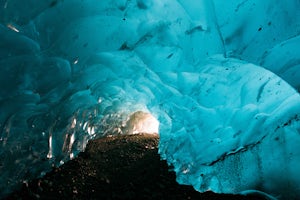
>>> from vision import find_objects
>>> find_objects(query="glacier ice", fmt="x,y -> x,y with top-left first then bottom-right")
159,56 -> 300,199
0,0 -> 300,199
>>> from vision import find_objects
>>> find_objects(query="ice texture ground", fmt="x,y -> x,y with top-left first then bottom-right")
0,0 -> 300,199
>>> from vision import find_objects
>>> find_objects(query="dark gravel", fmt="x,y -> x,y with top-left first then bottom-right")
6,134 -> 267,200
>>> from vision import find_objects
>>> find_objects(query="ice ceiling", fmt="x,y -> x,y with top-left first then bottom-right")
1,0 -> 300,198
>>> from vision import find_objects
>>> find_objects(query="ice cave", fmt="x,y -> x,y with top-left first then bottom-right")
0,0 -> 300,199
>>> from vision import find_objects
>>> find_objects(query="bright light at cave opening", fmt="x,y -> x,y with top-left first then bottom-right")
125,111 -> 159,135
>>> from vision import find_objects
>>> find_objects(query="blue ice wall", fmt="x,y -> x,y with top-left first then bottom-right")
0,0 -> 300,198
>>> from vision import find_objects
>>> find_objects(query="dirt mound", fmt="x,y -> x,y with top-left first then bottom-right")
6,134 -> 266,200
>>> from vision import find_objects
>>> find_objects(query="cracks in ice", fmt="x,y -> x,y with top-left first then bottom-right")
274,114 -> 300,132
256,79 -> 269,102
206,135 -> 266,167
234,0 -> 250,12
185,25 -> 206,35
206,113 -> 300,168
209,0 -> 227,58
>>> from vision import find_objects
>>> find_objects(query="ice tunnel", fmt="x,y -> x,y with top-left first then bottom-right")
1,0 -> 300,199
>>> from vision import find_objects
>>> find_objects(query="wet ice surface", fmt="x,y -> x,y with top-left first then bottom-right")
0,0 -> 300,199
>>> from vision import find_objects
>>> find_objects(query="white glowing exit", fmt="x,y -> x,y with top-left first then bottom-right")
124,111 -> 159,135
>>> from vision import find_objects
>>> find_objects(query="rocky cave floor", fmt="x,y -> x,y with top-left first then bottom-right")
6,134 -> 267,200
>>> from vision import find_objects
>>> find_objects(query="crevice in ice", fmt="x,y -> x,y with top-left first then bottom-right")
274,114 -> 300,132
208,0 -> 227,58
234,0 -> 250,12
207,136 -> 265,166
256,80 -> 269,102
185,25 -> 205,35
